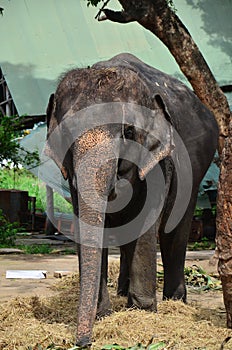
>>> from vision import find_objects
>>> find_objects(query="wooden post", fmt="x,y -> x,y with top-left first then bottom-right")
45,185 -> 56,235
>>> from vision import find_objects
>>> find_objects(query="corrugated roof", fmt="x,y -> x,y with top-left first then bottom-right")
0,0 -> 231,115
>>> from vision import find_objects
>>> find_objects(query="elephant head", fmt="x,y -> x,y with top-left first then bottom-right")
45,66 -> 175,347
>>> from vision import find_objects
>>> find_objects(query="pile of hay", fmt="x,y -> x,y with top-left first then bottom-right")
0,261 -> 231,349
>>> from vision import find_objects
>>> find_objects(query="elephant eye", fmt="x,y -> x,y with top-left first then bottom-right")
124,125 -> 134,140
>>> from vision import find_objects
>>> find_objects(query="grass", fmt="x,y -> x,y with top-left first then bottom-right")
15,244 -> 76,255
190,237 -> 216,251
0,168 -> 72,213
18,244 -> 53,254
0,168 -> 40,200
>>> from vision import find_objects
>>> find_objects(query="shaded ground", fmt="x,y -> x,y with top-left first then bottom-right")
0,250 -> 224,310
0,254 -> 78,301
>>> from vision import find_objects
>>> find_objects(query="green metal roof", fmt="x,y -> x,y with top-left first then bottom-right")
0,0 -> 231,115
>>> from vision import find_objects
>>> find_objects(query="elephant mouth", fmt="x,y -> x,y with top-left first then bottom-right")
108,187 -> 117,202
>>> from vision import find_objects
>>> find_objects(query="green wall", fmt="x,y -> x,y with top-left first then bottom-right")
0,0 -> 231,115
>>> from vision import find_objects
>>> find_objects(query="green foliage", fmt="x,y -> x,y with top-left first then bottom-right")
27,344 -> 67,350
84,0 -> 177,13
0,114 -> 39,168
0,168 -> 72,213
0,209 -> 18,246
61,248 -> 77,255
157,263 -> 221,291
0,115 -> 20,164
101,342 -> 166,349
26,341 -> 167,350
184,264 -> 221,291
85,0 -> 102,7
192,237 -> 216,251
166,0 -> 177,12
211,204 -> 217,216
0,167 -> 42,205
20,244 -> 53,254
17,244 -> 76,255
194,206 -> 203,217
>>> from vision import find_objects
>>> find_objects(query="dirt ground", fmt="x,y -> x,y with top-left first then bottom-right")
0,250 -> 225,312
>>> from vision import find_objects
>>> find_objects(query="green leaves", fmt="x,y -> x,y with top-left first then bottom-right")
184,265 -> 221,291
0,209 -> 18,247
147,343 -> 166,350
29,344 -> 166,350
27,343 -> 167,350
157,263 -> 221,291
85,0 -> 103,7
101,341 -> 166,350
0,114 -> 40,169
102,345 -> 124,350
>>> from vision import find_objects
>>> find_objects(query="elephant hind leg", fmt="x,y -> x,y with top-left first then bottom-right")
159,227 -> 188,302
117,247 -> 130,296
159,196 -> 197,302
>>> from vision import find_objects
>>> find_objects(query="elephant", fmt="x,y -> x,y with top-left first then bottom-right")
45,53 -> 218,347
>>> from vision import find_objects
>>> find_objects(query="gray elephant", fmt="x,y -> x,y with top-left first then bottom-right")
45,53 -> 218,347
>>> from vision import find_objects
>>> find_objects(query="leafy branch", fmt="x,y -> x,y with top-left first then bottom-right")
0,114 -> 40,168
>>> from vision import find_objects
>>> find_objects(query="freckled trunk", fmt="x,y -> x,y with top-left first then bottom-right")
74,139 -> 117,346
76,195 -> 106,346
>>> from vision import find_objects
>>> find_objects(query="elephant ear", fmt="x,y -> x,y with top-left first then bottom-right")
138,94 -> 175,181
46,93 -> 55,128
44,93 -> 68,180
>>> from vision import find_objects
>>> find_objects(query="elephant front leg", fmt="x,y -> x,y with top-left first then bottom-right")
127,228 -> 157,311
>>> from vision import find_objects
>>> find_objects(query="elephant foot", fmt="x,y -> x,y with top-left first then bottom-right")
117,287 -> 128,297
127,293 -> 157,311
96,307 -> 112,319
76,336 -> 92,349
163,284 -> 187,302
117,278 -> 129,297
97,287 -> 112,319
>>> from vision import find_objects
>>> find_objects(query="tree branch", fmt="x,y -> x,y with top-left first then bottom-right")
98,9 -> 138,23
94,0 -> 111,20
12,115 -> 46,130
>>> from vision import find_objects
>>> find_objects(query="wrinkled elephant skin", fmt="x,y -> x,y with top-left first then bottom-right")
45,53 -> 218,347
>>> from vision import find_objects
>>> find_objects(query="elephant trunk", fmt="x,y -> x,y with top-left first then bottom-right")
76,201 -> 105,347
74,132 -> 118,347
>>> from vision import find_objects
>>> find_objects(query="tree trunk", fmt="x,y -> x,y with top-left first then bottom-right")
216,118 -> 232,328
99,0 -> 232,328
